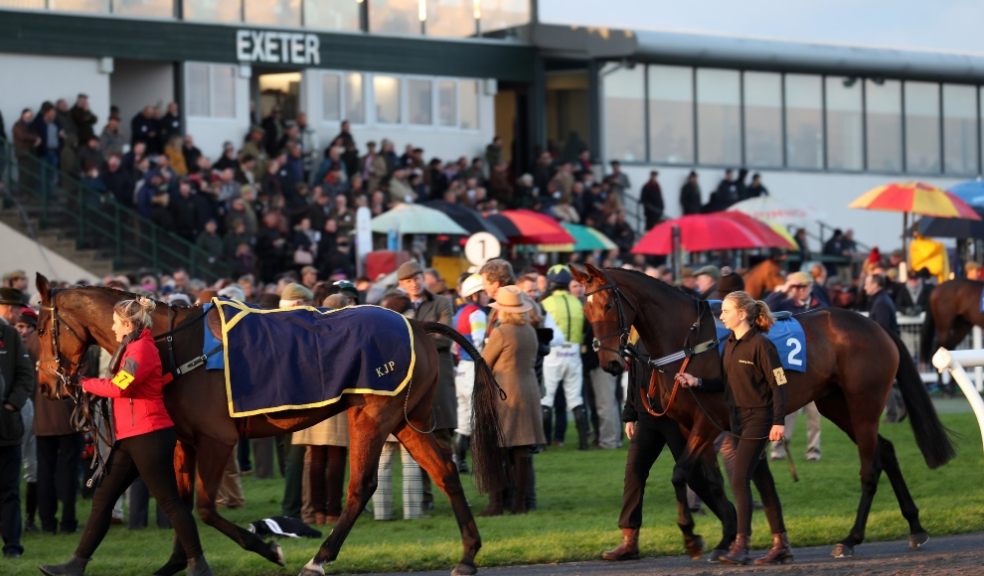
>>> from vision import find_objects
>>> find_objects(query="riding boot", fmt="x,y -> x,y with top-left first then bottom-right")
510,452 -> 531,514
454,434 -> 471,474
573,406 -> 590,451
719,533 -> 749,565
541,406 -> 553,447
601,528 -> 640,561
25,481 -> 38,531
754,532 -> 793,565
186,555 -> 214,576
39,555 -> 89,576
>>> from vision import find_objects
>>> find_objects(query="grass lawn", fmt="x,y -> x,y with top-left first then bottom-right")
6,400 -> 983,575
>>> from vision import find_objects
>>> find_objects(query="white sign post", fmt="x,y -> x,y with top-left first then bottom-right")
354,206 -> 372,277
464,232 -> 501,267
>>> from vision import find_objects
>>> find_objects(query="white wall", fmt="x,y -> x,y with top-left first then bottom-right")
619,164 -> 968,254
0,222 -> 99,294
110,59 -> 175,142
0,53 -> 110,141
183,62 -> 251,159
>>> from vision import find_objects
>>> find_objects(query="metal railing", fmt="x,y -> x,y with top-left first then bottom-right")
1,137 -> 230,282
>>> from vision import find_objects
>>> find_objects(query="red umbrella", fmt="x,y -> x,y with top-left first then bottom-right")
632,212 -> 795,255
487,209 -> 575,245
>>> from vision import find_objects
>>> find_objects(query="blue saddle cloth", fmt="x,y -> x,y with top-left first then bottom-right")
709,301 -> 807,373
979,287 -> 984,313
210,298 -> 415,417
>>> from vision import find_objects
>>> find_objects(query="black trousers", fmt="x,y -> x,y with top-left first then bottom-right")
37,433 -> 82,533
0,444 -> 23,556
76,428 -> 203,560
731,408 -> 785,536
617,416 -> 689,529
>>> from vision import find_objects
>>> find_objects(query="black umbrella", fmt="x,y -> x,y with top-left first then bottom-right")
422,201 -> 509,243
913,216 -> 984,239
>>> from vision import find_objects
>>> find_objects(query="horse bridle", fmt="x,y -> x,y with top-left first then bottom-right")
37,300 -> 89,403
584,269 -> 634,357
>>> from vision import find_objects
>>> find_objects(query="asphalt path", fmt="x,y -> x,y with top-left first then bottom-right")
365,532 -> 984,576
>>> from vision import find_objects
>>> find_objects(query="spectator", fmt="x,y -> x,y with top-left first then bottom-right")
195,220 -> 224,262
262,106 -> 285,157
608,160 -> 631,202
694,265 -> 721,300
160,102 -> 182,144
130,105 -> 160,151
680,171 -> 702,215
100,154 -> 134,208
896,267 -> 934,316
98,115 -> 124,161
746,173 -> 769,198
70,93 -> 98,146
164,136 -> 188,177
639,171 -> 664,230
181,135 -> 202,175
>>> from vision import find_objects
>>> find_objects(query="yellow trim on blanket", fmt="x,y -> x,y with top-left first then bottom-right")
211,299 -> 416,418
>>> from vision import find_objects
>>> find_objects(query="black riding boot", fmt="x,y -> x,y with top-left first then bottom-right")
573,406 -> 590,450
510,450 -> 532,514
454,434 -> 471,474
541,406 -> 553,447
39,556 -> 89,576
25,481 -> 38,531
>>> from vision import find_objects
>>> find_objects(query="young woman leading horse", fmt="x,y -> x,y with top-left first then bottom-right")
32,275 -> 508,576
570,264 -> 954,560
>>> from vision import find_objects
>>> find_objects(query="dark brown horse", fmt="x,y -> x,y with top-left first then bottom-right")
571,264 -> 955,558
922,278 -> 984,363
33,275 -> 507,576
741,258 -> 785,299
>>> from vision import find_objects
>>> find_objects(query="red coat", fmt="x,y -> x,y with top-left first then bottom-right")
82,328 -> 173,440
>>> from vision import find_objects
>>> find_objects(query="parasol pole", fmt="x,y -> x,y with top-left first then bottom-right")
671,225 -> 682,281
902,211 -> 909,256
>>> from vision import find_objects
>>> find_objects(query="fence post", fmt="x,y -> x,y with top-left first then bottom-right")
975,326 -> 983,393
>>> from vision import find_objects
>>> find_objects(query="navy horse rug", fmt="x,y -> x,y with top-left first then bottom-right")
211,299 -> 415,417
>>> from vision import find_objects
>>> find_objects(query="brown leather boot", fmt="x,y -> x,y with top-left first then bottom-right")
754,532 -> 793,565
601,528 -> 640,561
719,533 -> 749,565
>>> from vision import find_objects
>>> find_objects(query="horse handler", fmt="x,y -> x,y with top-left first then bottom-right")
40,297 -> 212,576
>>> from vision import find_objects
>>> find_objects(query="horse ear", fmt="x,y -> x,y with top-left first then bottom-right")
569,264 -> 590,283
36,273 -> 50,304
584,263 -> 605,281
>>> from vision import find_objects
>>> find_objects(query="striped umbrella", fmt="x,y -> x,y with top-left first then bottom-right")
541,223 -> 619,252
486,209 -> 575,245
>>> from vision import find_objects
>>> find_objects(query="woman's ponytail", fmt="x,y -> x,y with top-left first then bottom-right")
754,299 -> 776,332
114,296 -> 156,332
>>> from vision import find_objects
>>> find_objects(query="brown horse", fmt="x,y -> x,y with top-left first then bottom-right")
741,258 -> 785,299
571,263 -> 954,558
33,275 -> 507,576
922,278 -> 984,363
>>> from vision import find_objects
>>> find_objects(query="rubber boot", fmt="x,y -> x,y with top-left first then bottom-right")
573,406 -> 590,451
510,451 -> 531,514
25,481 -> 38,532
601,528 -> 640,561
39,556 -> 89,576
754,532 -> 793,565
186,555 -> 214,576
719,533 -> 749,565
454,434 -> 471,474
541,406 -> 553,447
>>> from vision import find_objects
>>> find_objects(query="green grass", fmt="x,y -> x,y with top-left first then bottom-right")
7,401 -> 984,575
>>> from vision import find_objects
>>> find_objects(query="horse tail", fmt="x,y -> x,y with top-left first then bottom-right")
920,296 -> 936,363
889,329 -> 956,469
420,321 -> 508,494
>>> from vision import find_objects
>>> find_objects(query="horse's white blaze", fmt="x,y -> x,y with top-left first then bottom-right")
587,293 -> 595,306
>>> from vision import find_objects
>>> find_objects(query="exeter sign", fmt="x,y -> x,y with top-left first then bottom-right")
236,30 -> 321,65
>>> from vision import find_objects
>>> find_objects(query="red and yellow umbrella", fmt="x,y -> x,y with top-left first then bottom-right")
850,182 -> 981,219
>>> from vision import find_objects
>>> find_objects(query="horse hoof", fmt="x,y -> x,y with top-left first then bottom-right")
831,543 -> 854,558
707,548 -> 728,563
273,543 -> 286,566
451,561 -> 478,576
685,535 -> 705,560
298,559 -> 326,576
152,558 -> 187,576
909,532 -> 929,550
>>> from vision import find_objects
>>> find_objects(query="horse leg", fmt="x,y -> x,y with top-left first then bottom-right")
395,425 -> 481,576
153,439 -> 197,576
877,435 -> 929,549
194,437 -> 285,566
667,427 -> 713,560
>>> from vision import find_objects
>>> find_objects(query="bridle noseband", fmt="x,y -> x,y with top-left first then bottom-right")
38,301 -> 88,402
584,270 -> 634,358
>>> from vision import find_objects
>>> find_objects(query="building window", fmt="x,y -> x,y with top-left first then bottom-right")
648,65 -> 693,165
0,0 -> 45,8
370,0 -> 421,36
825,76 -> 863,171
603,65 -> 645,163
244,0 -> 300,27
50,0 -> 108,13
743,71 -> 782,168
943,84 -> 978,175
696,68 -> 741,166
374,75 -> 402,124
183,0 -> 240,22
437,79 -> 457,127
322,73 -> 341,122
865,79 -> 902,173
408,78 -> 433,125
785,74 -> 823,170
459,79 -> 480,130
344,72 -> 365,124
905,81 -> 941,174
425,0 -> 474,37
304,0 -> 360,31
479,0 -> 530,33
114,0 -> 174,17
187,63 -> 236,118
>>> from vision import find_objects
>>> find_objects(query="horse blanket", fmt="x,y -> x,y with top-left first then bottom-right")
210,298 -> 415,417
709,301 -> 807,372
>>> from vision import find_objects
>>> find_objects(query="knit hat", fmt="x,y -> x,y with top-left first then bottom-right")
18,307 -> 37,327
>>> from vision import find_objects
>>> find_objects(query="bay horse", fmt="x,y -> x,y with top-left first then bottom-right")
571,263 -> 955,558
921,278 -> 984,363
33,274 -> 507,576
741,258 -> 785,299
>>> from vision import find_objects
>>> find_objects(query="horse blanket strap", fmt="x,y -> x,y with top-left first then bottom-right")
212,298 -> 415,418
648,338 -> 719,369
170,343 -> 224,380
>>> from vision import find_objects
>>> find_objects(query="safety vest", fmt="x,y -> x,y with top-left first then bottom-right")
542,290 -> 584,345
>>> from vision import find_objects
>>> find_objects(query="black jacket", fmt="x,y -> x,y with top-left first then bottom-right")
0,323 -> 35,445
869,290 -> 899,335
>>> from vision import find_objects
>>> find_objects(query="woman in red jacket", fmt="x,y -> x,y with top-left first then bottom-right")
40,298 -> 211,576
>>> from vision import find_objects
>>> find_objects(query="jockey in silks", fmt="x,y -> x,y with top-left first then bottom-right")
451,274 -> 488,474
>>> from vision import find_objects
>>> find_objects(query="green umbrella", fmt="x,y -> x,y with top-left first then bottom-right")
542,223 -> 618,252
371,203 -> 469,235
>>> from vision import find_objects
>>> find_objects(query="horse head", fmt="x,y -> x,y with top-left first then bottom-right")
570,263 -> 635,376
35,273 -> 93,400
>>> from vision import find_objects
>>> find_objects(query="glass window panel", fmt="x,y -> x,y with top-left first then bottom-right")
244,0 -> 300,27
0,1 -> 46,8
459,79 -> 479,130
602,66 -> 644,163
114,0 -> 174,18
426,0 -> 474,37
437,80 -> 457,127
187,63 -> 210,117
480,0 -> 530,33
373,75 -> 401,124
322,74 -> 341,122
905,81 -> 941,173
865,79 -> 902,172
696,68 -> 741,166
183,0 -> 240,22
304,0 -> 359,31
51,0 -> 108,13
743,71 -> 782,168
370,0 -> 421,36
943,84 -> 978,175
344,73 -> 365,124
785,74 -> 823,169
211,65 -> 236,118
825,76 -> 863,171
648,65 -> 693,164
408,79 -> 433,125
